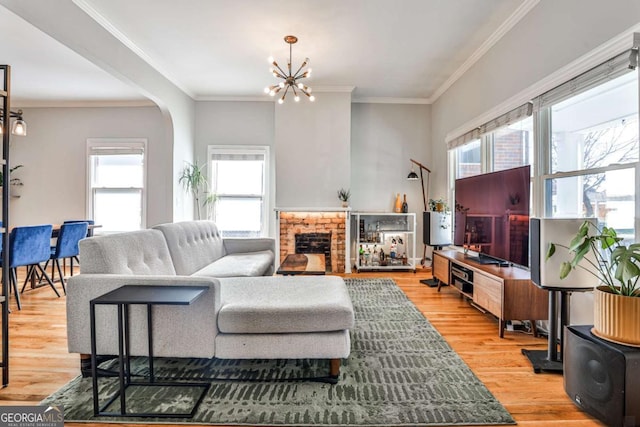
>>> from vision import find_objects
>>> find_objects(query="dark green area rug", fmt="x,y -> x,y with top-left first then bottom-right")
42,278 -> 515,425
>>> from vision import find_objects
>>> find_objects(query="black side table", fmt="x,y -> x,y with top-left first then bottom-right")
90,285 -> 210,418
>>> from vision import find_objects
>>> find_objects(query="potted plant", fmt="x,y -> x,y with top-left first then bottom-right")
547,220 -> 640,346
0,164 -> 24,197
179,162 -> 215,220
337,188 -> 351,207
428,198 -> 449,213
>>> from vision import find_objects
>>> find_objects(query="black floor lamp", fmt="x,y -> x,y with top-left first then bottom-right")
407,159 -> 432,281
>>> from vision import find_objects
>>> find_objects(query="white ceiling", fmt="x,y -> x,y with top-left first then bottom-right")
1,0 -> 534,106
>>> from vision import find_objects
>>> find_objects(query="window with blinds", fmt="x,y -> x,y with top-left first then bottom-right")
87,139 -> 146,234
208,146 -> 269,237
446,45 -> 639,241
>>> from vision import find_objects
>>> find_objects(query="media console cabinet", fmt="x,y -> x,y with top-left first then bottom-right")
433,249 -> 548,337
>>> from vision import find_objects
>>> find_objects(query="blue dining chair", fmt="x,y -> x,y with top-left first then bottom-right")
47,222 -> 88,294
63,219 -> 95,237
9,225 -> 60,310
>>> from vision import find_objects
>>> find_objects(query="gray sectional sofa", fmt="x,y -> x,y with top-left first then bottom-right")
66,220 -> 354,381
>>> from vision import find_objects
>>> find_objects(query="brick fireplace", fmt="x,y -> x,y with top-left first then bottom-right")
277,209 -> 349,273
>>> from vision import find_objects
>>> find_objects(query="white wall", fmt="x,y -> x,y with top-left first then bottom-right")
194,101 -> 275,233
351,103 -> 431,252
9,106 -> 167,227
275,92 -> 352,208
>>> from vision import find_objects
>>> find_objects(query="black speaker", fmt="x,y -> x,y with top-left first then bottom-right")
564,325 -> 640,427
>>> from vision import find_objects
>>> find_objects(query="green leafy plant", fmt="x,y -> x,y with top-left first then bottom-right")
337,188 -> 351,202
428,198 -> 449,212
547,220 -> 640,297
179,162 -> 215,220
0,165 -> 24,187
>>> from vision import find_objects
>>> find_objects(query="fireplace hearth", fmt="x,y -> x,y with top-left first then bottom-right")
277,209 -> 348,273
295,232 -> 331,272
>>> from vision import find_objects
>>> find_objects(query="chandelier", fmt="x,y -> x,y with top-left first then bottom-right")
264,35 -> 315,104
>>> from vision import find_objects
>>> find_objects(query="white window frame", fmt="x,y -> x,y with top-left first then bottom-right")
86,138 -> 147,232
207,145 -> 270,237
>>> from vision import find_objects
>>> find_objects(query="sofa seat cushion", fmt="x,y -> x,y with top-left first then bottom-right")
218,276 -> 354,334
192,250 -> 274,278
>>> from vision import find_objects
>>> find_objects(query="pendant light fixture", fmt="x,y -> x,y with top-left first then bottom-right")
264,35 -> 315,104
0,109 -> 27,136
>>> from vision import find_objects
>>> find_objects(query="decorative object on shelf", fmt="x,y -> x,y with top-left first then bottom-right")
0,108 -> 27,136
428,198 -> 449,213
264,35 -> 315,104
337,188 -> 350,207
394,193 -> 402,213
547,220 -> 640,346
179,162 -> 216,220
401,194 -> 408,213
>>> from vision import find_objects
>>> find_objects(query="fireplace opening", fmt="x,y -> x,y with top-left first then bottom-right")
295,232 -> 332,272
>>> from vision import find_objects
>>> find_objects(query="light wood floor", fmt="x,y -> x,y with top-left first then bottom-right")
0,267 -> 603,426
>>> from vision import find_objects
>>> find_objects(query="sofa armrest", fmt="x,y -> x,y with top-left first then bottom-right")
66,274 -> 221,358
223,238 -> 275,255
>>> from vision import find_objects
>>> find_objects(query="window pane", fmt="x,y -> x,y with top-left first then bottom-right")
456,140 -> 481,178
551,72 -> 639,174
546,168 -> 634,241
492,116 -> 533,172
214,198 -> 262,237
94,189 -> 142,233
92,154 -> 144,187
213,160 -> 263,195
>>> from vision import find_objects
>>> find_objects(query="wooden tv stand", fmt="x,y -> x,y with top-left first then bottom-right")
433,249 -> 548,338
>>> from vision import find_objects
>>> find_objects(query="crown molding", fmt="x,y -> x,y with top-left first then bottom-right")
12,99 -> 156,108
353,97 -> 431,105
429,0 -> 540,104
72,0 -> 195,99
195,96 -> 273,102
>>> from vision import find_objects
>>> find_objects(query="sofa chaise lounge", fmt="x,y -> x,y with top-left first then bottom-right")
66,220 -> 354,381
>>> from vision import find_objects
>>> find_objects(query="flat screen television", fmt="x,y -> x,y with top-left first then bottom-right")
453,165 -> 530,267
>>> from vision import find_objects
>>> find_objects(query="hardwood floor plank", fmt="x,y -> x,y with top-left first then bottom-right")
0,266 -> 604,426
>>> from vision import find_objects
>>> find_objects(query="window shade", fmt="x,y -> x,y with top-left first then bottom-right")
210,152 -> 265,161
447,102 -> 533,150
88,146 -> 144,156
533,49 -> 636,110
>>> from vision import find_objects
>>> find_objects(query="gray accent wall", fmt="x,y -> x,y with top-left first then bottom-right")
9,106 -> 168,227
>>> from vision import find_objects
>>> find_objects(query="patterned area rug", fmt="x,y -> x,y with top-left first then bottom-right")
42,278 -> 515,425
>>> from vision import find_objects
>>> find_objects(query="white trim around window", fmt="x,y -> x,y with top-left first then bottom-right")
86,138 -> 148,232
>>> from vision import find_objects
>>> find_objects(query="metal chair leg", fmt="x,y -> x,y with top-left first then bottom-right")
54,259 -> 66,295
10,268 -> 22,311
36,264 -> 60,298
20,265 -> 36,293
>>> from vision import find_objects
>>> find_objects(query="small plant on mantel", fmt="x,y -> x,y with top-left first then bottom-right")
337,188 -> 351,207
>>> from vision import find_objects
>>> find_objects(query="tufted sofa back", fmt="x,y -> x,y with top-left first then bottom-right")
78,229 -> 177,275
153,220 -> 226,275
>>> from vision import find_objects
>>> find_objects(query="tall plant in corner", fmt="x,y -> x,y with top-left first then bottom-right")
179,162 -> 214,220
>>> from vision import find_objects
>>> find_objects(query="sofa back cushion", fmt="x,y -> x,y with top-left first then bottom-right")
153,221 -> 226,275
78,229 -> 176,275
